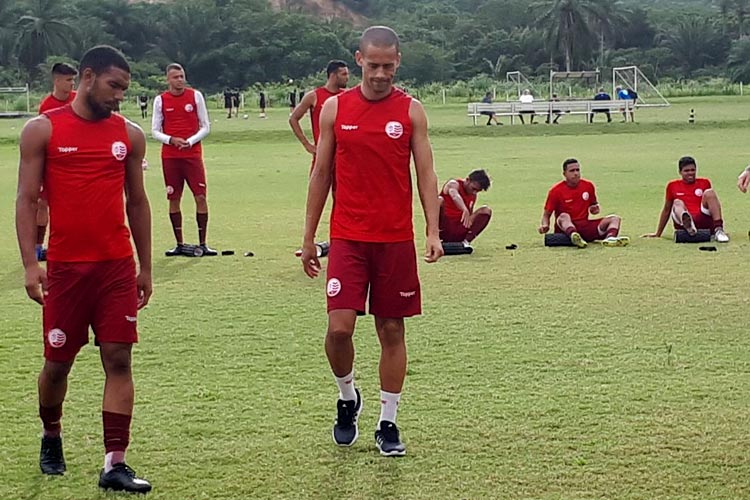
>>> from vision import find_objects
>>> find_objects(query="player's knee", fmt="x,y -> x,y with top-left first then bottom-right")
703,188 -> 717,200
376,319 -> 405,346
477,206 -> 492,217
41,361 -> 72,384
327,325 -> 354,342
102,348 -> 132,377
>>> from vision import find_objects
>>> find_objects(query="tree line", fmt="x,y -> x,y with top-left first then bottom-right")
1,0 -> 749,93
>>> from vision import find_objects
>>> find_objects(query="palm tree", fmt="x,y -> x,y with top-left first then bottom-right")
15,0 -> 75,76
659,17 -> 728,75
534,0 -> 598,71
728,37 -> 750,82
587,0 -> 630,67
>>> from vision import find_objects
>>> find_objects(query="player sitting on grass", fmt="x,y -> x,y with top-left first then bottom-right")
643,156 -> 729,242
439,169 -> 492,246
538,158 -> 629,248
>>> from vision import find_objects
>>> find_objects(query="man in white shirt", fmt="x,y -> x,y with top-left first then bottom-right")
151,64 -> 215,256
518,88 -> 535,124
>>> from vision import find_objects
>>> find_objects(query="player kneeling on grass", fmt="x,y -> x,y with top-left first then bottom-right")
538,158 -> 629,248
643,156 -> 729,242
439,169 -> 492,246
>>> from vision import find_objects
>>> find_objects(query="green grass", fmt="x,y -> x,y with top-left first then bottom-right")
1,96 -> 750,499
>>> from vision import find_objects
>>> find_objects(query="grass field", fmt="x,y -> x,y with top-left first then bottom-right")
1,96 -> 750,500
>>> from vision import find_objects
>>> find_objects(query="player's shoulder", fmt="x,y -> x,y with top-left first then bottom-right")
581,178 -> 596,188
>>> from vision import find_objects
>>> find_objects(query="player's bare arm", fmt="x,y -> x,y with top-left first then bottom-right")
642,197 -> 671,238
301,96 -> 337,277
16,116 -> 51,305
444,179 -> 471,227
410,99 -> 443,263
539,209 -> 552,234
124,121 -> 153,308
289,91 -> 318,155
738,165 -> 750,193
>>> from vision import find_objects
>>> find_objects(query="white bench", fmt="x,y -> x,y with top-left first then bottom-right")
467,100 -> 635,125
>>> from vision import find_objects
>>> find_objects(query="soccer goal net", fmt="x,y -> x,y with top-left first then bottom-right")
0,84 -> 30,116
612,66 -> 670,107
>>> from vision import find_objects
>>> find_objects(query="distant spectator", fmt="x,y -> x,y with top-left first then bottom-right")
590,87 -> 612,123
518,89 -> 535,124
223,88 -> 233,118
231,90 -> 240,117
546,93 -> 562,124
138,95 -> 148,119
259,91 -> 267,118
480,92 -> 502,126
615,85 -> 637,122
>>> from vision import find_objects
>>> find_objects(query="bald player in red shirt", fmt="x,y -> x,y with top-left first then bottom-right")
289,59 -> 350,170
35,62 -> 78,262
644,155 -> 729,242
301,26 -> 443,457
439,169 -> 492,245
152,63 -> 214,256
16,45 -> 152,493
539,158 -> 629,248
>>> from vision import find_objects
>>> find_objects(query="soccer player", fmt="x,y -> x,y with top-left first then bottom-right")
289,60 -> 349,169
36,63 -> 78,262
152,63 -> 216,256
539,158 -> 629,248
16,45 -> 152,493
439,169 -> 492,245
301,26 -> 443,457
643,156 -> 729,242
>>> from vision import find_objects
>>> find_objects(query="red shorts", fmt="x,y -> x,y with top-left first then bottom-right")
326,239 -> 421,318
43,257 -> 138,362
556,218 -> 604,242
162,157 -> 207,200
440,217 -> 468,242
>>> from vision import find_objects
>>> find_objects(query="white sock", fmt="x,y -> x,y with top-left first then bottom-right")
334,370 -> 356,401
104,451 -> 125,473
379,391 -> 401,426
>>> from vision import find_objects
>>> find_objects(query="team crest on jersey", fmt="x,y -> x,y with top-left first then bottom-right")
111,141 -> 127,161
385,121 -> 403,139
582,192 -> 590,201
327,278 -> 341,297
695,188 -> 704,197
47,329 -> 67,348
185,103 -> 194,113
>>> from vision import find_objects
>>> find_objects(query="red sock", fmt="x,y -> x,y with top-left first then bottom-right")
466,213 -> 491,243
169,212 -> 183,244
40,404 -> 62,437
103,411 -> 131,454
564,226 -> 575,237
712,219 -> 724,231
606,227 -> 619,238
197,212 -> 208,245
36,225 -> 47,246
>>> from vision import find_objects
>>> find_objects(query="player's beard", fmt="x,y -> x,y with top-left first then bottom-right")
86,91 -> 112,120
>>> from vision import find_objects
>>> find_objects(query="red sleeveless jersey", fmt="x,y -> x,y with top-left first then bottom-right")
39,91 -> 76,114
160,88 -> 202,158
442,179 -> 476,220
311,86 -> 340,144
43,105 -> 133,262
331,86 -> 414,243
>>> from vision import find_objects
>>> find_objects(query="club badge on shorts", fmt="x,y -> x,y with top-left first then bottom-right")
47,328 -> 67,348
327,278 -> 341,297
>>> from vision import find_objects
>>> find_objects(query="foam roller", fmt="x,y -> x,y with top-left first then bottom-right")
544,233 -> 574,247
674,229 -> 711,243
442,242 -> 473,255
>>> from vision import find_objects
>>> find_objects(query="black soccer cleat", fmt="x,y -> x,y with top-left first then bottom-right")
99,463 -> 152,494
374,421 -> 406,457
40,436 -> 66,475
333,388 -> 362,446
164,244 -> 184,257
199,244 -> 218,256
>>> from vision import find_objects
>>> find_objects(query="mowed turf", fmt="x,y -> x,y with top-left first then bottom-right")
1,97 -> 750,500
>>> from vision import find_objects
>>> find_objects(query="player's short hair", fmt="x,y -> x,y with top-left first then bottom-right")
79,45 -> 130,76
562,158 -> 580,171
678,156 -> 697,171
467,169 -> 491,191
51,62 -> 77,76
166,63 -> 184,74
359,26 -> 400,52
326,60 -> 348,76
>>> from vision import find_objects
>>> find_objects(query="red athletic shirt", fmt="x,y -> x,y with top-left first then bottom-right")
38,91 -> 76,114
331,86 -> 414,242
544,179 -> 598,221
159,88 -> 202,158
43,105 -> 133,262
442,179 -> 476,220
311,87 -> 340,144
665,178 -> 711,215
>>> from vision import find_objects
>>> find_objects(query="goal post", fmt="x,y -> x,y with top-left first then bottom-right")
0,84 -> 30,116
612,66 -> 670,107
